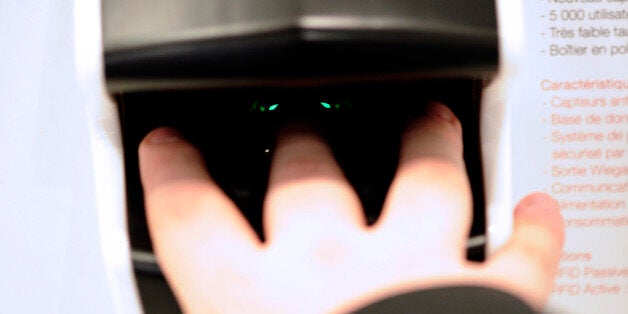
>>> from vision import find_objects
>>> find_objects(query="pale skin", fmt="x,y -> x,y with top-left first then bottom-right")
138,102 -> 565,313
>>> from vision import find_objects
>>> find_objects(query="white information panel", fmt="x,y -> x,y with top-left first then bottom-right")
488,1 -> 628,313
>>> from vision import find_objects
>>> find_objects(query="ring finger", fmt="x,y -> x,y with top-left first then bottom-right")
375,102 -> 472,258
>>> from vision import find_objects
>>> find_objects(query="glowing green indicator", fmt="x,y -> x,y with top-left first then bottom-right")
251,100 -> 279,113
320,98 -> 353,112
250,100 -> 260,112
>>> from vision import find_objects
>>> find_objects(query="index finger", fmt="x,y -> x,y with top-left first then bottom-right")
138,127 -> 261,308
139,127 -> 259,247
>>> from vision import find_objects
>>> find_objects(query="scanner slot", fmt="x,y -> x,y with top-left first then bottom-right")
117,78 -> 485,257
116,78 -> 486,313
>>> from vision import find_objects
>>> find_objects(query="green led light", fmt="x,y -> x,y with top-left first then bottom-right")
250,100 -> 259,112
251,100 -> 280,113
320,97 -> 353,111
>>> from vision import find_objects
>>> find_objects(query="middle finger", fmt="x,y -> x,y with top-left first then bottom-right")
264,125 -> 365,244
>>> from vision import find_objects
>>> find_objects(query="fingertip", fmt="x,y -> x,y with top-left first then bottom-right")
424,101 -> 462,133
377,101 -> 471,251
516,192 -> 559,212
137,127 -> 261,259
512,192 -> 565,267
139,127 -> 188,169
142,127 -> 184,145
265,122 -> 365,241
514,192 -> 565,247
398,102 -> 465,176
482,194 -> 565,309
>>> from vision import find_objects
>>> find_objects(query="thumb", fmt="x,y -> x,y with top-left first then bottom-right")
484,193 -> 565,309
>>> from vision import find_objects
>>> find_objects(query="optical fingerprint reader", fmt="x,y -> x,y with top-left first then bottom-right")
114,79 -> 488,312
103,0 -> 498,311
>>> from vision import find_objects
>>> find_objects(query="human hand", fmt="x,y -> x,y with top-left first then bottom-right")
138,102 -> 564,313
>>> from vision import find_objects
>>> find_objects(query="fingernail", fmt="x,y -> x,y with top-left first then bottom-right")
426,102 -> 462,134
146,127 -> 183,144
518,193 -> 560,216
426,102 -> 455,123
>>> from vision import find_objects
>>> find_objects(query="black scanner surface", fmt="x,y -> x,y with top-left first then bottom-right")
117,79 -> 486,257
106,29 -> 498,81
104,0 -> 498,81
